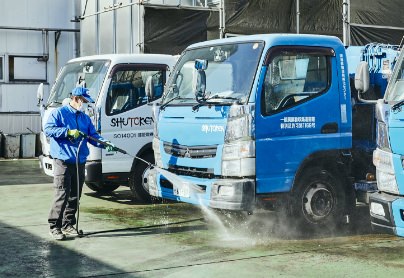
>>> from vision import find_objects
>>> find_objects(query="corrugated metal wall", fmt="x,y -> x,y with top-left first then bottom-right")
0,114 -> 41,134
0,0 -> 78,134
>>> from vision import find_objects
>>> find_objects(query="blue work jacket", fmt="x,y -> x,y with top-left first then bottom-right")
44,104 -> 105,164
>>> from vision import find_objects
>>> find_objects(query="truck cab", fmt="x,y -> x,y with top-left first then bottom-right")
370,48 -> 404,237
147,34 -> 359,227
38,54 -> 177,201
147,34 -> 399,229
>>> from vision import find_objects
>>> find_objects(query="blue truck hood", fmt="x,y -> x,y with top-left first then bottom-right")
158,106 -> 229,146
389,109 -> 404,154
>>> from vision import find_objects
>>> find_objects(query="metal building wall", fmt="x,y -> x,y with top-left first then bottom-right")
80,0 -> 144,56
79,0 -> 218,56
0,0 -> 79,134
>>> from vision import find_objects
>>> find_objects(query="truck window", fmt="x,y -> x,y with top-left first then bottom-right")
47,60 -> 109,106
163,42 -> 264,105
384,56 -> 404,101
176,61 -> 233,99
262,53 -> 330,114
106,69 -> 164,115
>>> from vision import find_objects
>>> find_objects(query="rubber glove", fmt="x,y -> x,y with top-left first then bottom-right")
105,142 -> 117,152
67,129 -> 80,139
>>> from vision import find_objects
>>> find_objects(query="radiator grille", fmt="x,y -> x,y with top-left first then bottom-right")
163,142 -> 217,159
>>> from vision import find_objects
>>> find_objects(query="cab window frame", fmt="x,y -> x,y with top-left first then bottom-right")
105,63 -> 168,116
261,46 -> 334,116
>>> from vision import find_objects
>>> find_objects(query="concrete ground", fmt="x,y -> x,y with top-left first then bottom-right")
0,159 -> 404,278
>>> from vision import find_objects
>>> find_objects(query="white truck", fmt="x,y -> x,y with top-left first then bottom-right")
37,54 -> 177,202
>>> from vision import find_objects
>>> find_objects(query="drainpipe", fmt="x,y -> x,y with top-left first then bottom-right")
40,30 -> 49,62
342,0 -> 350,46
296,0 -> 300,34
130,0 -> 134,53
219,0 -> 225,38
113,0 -> 117,53
96,0 -> 100,54
138,0 -> 143,53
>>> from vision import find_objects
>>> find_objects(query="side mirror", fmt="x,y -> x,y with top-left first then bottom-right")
195,59 -> 208,70
145,76 -> 155,101
193,59 -> 208,100
355,61 -> 375,103
37,83 -> 44,105
77,73 -> 86,87
193,69 -> 206,99
355,61 -> 369,93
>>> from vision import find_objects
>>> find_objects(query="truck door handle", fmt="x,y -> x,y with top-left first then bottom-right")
321,122 -> 338,134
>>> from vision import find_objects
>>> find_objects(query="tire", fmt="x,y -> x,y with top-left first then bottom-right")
129,152 -> 154,203
291,167 -> 346,231
85,182 -> 120,194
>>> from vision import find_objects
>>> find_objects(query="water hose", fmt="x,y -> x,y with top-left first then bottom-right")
79,132 -> 204,194
78,131 -> 151,166
75,137 -> 85,237
74,131 -> 204,237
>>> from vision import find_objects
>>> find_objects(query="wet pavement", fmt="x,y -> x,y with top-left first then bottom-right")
0,159 -> 404,277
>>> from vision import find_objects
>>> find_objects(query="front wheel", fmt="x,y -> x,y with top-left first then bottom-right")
129,153 -> 154,203
292,167 -> 346,230
85,182 -> 120,194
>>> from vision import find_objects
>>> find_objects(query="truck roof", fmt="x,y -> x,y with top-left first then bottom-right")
187,33 -> 343,50
67,53 -> 178,66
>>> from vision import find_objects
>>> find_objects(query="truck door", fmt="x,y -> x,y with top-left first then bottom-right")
255,46 -> 344,194
101,64 -> 168,175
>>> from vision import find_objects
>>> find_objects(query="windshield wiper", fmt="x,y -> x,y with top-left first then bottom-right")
46,100 -> 62,108
392,99 -> 404,111
160,95 -> 182,111
192,94 -> 241,111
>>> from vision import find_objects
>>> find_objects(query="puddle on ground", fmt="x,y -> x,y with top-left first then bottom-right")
81,195 -> 401,260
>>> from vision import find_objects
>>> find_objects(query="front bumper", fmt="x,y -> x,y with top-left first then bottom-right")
85,161 -> 102,183
369,192 -> 404,237
148,167 -> 255,211
86,160 -> 129,185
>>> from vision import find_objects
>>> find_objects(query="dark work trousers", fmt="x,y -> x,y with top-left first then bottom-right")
48,159 -> 85,230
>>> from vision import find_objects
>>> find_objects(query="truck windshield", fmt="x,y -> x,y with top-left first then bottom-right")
384,52 -> 404,102
47,60 -> 110,106
162,41 -> 264,105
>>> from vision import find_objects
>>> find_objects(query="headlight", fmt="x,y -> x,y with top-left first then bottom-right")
225,104 -> 254,142
370,202 -> 386,217
222,140 -> 255,177
152,137 -> 162,167
223,104 -> 255,177
222,158 -> 255,177
376,169 -> 399,194
222,140 -> 255,160
373,148 -> 394,174
376,121 -> 390,151
152,103 -> 160,138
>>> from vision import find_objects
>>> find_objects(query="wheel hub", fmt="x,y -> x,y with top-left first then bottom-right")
141,166 -> 152,193
302,183 -> 334,221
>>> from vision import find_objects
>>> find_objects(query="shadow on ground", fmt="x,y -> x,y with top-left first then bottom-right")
0,221 -> 132,277
84,188 -> 174,206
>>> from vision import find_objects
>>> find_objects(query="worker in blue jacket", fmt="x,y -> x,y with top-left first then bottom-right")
45,87 -> 116,240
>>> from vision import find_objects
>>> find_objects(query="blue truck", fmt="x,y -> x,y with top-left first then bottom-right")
146,34 -> 398,229
369,46 -> 404,237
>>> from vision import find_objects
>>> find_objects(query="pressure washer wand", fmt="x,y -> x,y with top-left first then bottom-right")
78,131 -> 127,154
78,131 -> 151,166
